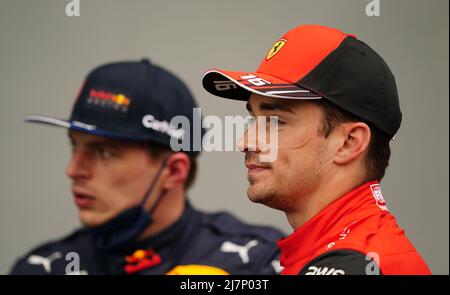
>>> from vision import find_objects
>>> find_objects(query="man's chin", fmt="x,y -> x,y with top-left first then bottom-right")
78,212 -> 107,228
248,187 -> 271,205
247,185 -> 285,211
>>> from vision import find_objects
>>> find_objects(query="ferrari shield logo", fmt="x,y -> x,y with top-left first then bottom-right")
266,39 -> 287,60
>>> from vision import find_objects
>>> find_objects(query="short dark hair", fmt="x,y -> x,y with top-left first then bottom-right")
145,141 -> 198,190
314,99 -> 391,181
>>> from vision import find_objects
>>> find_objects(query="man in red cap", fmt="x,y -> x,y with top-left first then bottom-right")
202,24 -> 431,275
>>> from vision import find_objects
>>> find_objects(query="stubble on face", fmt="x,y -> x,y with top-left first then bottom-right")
246,141 -> 330,212
243,97 -> 331,213
246,152 -> 283,209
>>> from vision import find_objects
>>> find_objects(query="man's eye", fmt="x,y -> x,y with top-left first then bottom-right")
268,116 -> 277,126
244,115 -> 256,125
267,116 -> 284,127
97,147 -> 113,159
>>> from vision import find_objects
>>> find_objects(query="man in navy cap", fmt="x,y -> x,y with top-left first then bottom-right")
10,59 -> 284,275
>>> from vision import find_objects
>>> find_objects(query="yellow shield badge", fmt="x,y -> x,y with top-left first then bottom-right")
266,39 -> 287,60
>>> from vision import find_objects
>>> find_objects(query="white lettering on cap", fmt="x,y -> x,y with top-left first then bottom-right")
142,114 -> 184,140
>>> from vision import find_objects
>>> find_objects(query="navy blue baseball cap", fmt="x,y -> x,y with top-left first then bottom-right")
25,59 -> 202,155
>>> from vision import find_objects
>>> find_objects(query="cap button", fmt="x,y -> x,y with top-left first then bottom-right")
141,58 -> 151,65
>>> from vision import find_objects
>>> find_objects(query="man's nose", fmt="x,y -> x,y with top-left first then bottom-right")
237,124 -> 260,154
66,151 -> 91,180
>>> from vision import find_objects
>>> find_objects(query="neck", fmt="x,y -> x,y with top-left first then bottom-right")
137,187 -> 186,240
286,167 -> 364,230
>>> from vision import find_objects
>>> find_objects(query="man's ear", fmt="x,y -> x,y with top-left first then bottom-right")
162,153 -> 190,190
334,122 -> 371,165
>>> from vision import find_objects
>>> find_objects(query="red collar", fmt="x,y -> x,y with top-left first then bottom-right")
278,180 -> 387,269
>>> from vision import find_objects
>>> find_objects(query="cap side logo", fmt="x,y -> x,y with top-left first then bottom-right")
86,89 -> 131,113
266,39 -> 287,60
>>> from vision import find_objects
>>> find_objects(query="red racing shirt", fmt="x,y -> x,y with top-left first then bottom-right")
278,181 -> 431,275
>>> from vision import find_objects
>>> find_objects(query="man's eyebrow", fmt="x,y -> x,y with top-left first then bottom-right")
67,136 -> 119,149
86,141 -> 119,149
258,102 -> 294,113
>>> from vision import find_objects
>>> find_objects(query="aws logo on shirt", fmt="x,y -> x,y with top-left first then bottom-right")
304,266 -> 345,275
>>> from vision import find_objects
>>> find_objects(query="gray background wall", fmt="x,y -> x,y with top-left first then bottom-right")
0,0 -> 448,274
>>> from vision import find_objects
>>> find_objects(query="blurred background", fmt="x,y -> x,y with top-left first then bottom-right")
0,0 -> 448,274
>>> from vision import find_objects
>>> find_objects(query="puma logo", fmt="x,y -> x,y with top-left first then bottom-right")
26,252 -> 62,273
220,240 -> 258,264
271,259 -> 284,273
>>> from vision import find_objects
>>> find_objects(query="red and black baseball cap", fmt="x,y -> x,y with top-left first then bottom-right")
202,24 -> 401,138
25,59 -> 202,155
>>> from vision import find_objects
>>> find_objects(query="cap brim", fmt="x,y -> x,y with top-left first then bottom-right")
24,114 -> 143,141
202,69 -> 322,101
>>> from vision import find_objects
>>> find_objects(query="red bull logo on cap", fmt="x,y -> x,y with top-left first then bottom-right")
86,89 -> 131,113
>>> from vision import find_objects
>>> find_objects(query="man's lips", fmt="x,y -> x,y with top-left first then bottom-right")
246,163 -> 270,175
73,191 -> 96,208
